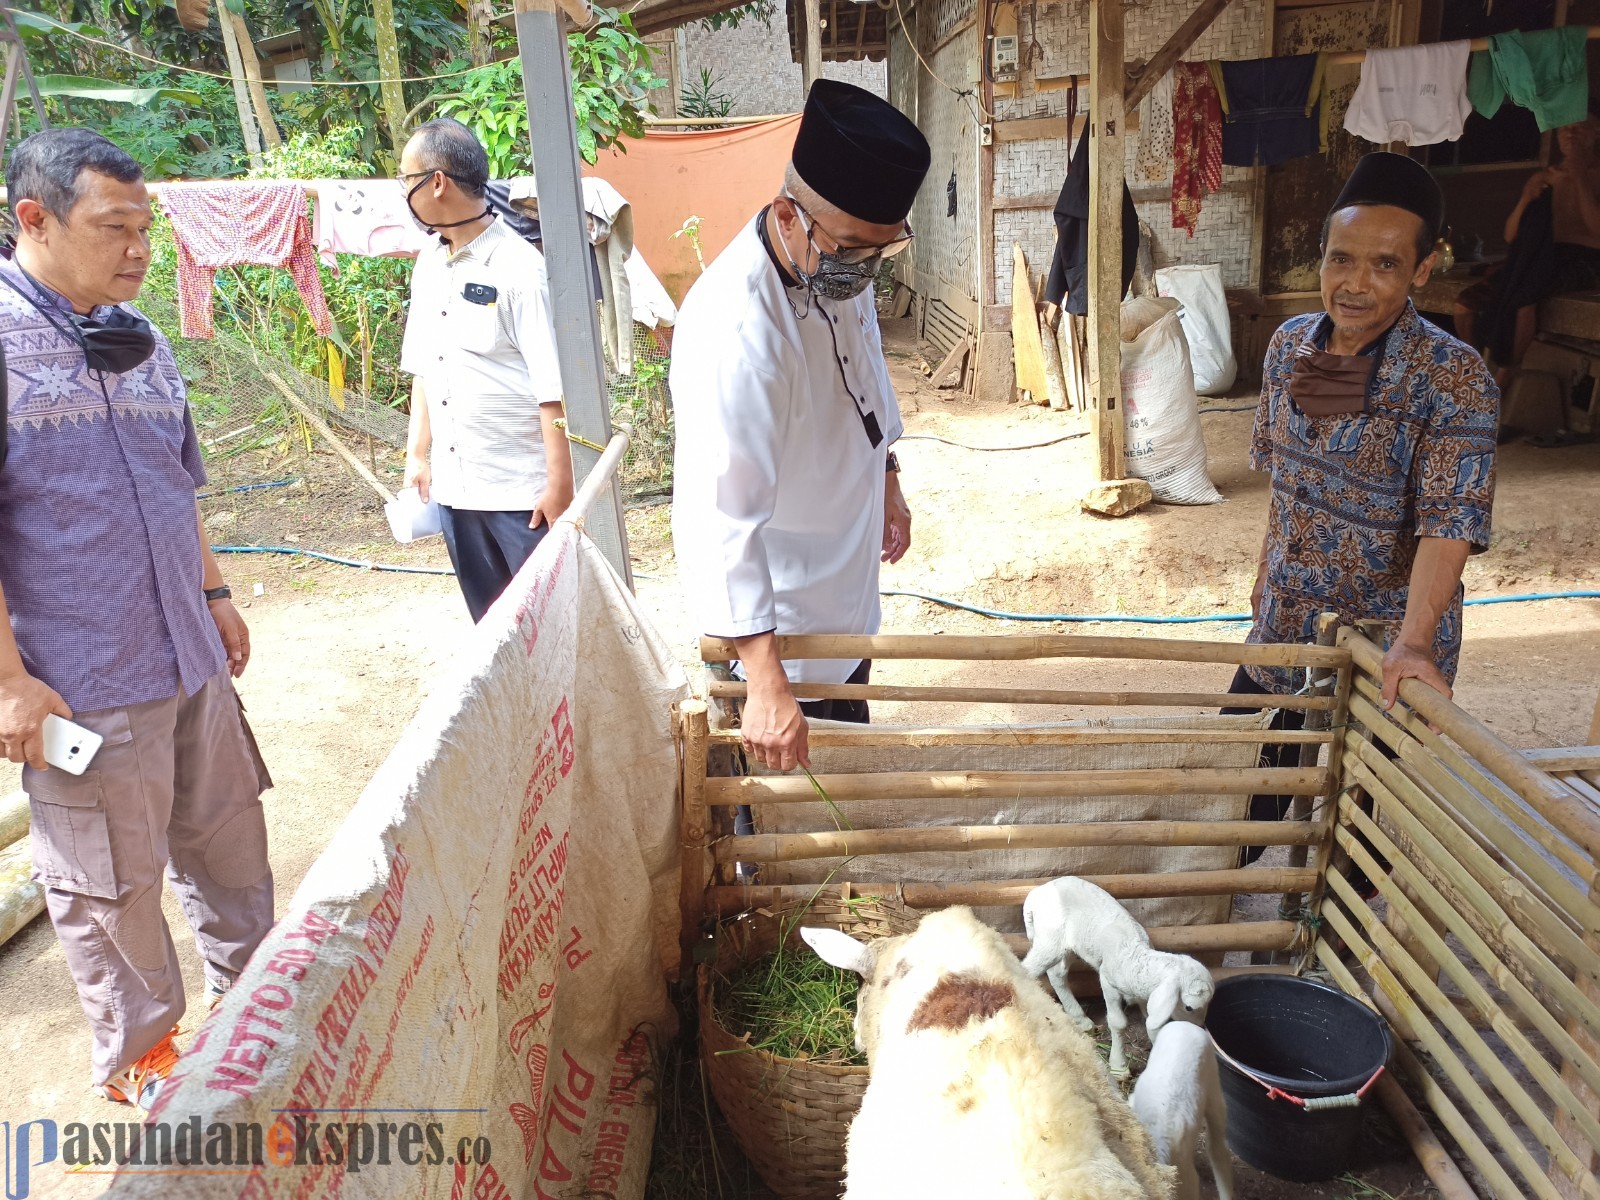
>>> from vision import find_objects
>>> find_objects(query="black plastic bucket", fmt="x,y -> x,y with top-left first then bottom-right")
1206,974 -> 1392,1182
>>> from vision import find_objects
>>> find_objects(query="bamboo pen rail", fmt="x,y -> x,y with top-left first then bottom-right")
679,631 -> 1348,975
1312,630 -> 1600,1200
678,625 -> 1600,1195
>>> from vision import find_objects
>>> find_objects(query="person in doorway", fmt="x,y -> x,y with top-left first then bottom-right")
1230,152 -> 1499,862
400,117 -> 574,622
0,128 -> 274,1110
1454,111 -> 1600,384
671,81 -> 927,773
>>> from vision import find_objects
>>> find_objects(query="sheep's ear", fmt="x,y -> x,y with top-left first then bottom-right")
1146,978 -> 1180,1034
801,927 -> 875,977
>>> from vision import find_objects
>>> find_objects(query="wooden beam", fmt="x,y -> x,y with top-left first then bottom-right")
1086,0 -> 1126,483
1125,0 -> 1238,111
1590,692 -> 1600,745
801,0 -> 823,88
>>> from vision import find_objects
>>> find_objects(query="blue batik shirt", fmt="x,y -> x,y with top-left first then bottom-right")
0,258 -> 225,713
1245,302 -> 1499,693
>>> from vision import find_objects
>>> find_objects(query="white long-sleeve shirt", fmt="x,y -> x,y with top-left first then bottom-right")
670,218 -> 902,685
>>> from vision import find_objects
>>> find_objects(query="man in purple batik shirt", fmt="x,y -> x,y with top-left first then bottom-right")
0,129 -> 274,1111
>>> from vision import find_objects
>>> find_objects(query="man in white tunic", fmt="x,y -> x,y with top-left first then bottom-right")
672,81 -> 930,773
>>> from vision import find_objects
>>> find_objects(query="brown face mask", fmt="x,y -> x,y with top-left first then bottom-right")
1288,347 -> 1375,417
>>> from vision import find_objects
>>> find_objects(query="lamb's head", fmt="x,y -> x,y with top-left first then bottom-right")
1145,954 -> 1216,1036
802,907 -> 1023,1063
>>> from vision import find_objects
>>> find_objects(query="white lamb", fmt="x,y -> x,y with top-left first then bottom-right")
803,905 -> 1175,1200
1020,876 -> 1215,1078
1130,1021 -> 1234,1200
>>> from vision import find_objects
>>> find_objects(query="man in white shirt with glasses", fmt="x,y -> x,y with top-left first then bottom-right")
671,81 -> 929,775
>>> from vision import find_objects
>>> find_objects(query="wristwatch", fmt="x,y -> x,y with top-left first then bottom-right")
885,451 -> 901,474
204,585 -> 233,603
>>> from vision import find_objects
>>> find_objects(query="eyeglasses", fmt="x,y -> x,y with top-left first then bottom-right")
785,192 -> 914,264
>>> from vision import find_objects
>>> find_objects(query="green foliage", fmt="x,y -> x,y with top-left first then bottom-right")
679,67 -> 732,120
434,60 -> 532,176
428,6 -> 665,168
698,0 -> 777,31
246,123 -> 372,179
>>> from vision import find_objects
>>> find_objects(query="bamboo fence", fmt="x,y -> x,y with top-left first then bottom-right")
676,628 -> 1600,1199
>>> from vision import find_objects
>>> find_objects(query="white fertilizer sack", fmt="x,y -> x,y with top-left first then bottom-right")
1120,296 -> 1225,505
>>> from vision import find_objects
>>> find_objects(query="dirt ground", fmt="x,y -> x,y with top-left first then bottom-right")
2,316 -> 1598,1198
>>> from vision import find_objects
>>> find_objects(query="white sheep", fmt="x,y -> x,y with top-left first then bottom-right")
1130,1021 -> 1234,1200
1019,876 -> 1215,1078
803,905 -> 1175,1200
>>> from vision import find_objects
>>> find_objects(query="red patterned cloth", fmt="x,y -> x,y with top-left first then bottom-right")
160,182 -> 332,339
1172,62 -> 1223,237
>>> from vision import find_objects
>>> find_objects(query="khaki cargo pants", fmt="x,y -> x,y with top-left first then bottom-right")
23,671 -> 274,1085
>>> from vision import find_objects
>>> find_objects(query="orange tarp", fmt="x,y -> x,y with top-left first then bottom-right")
585,115 -> 802,304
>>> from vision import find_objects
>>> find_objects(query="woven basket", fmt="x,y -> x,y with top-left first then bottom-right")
176,0 -> 210,31
699,895 -> 919,1200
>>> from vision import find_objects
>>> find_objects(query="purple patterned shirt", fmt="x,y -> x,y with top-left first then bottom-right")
0,257 -> 225,713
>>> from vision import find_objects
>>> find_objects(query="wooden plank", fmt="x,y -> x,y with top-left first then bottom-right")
1011,244 -> 1049,400
994,192 -> 1061,212
931,337 -> 971,389
1124,0 -> 1239,110
716,819 -> 1321,863
1086,0 -> 1126,482
994,115 -> 1071,143
1591,692 -> 1600,745
702,766 -> 1326,807
699,632 -> 1348,667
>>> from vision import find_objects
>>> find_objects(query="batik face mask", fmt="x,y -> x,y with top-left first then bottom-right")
782,195 -> 912,302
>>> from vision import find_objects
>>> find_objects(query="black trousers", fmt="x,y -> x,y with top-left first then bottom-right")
439,506 -> 550,623
732,659 -> 873,855
1221,665 -> 1305,866
798,659 -> 872,724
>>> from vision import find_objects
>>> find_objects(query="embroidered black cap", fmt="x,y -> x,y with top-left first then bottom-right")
790,80 -> 931,226
1329,151 -> 1445,239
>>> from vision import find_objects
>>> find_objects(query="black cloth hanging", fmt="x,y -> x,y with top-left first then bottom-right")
1477,188 -> 1555,363
1044,109 -> 1139,315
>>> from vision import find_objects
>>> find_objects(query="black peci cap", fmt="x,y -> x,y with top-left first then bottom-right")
1329,151 -> 1445,240
790,80 -> 931,226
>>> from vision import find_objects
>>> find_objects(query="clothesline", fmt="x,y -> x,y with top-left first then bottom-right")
1324,24 -> 1600,67
0,179 -> 329,204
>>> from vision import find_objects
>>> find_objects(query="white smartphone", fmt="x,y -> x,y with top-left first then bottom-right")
41,714 -> 103,775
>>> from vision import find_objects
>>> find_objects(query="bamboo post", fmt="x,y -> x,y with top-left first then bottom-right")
706,725 -> 1335,749
1272,612 -> 1340,963
1086,0 -> 1127,483
1374,1072 -> 1483,1200
676,701 -> 711,977
801,0 -> 823,89
227,11 -> 282,150
1589,690 -> 1600,745
0,790 -> 26,851
262,370 -> 396,504
216,11 -> 263,169
0,838 -> 42,947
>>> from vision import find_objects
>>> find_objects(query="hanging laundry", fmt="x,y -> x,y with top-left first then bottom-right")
1345,41 -> 1473,147
1043,117 -> 1139,315
1468,26 -> 1590,132
1172,62 -> 1223,237
1210,53 -> 1329,167
311,180 -> 430,267
581,177 -> 637,377
161,183 -> 332,340
1135,70 -> 1175,182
